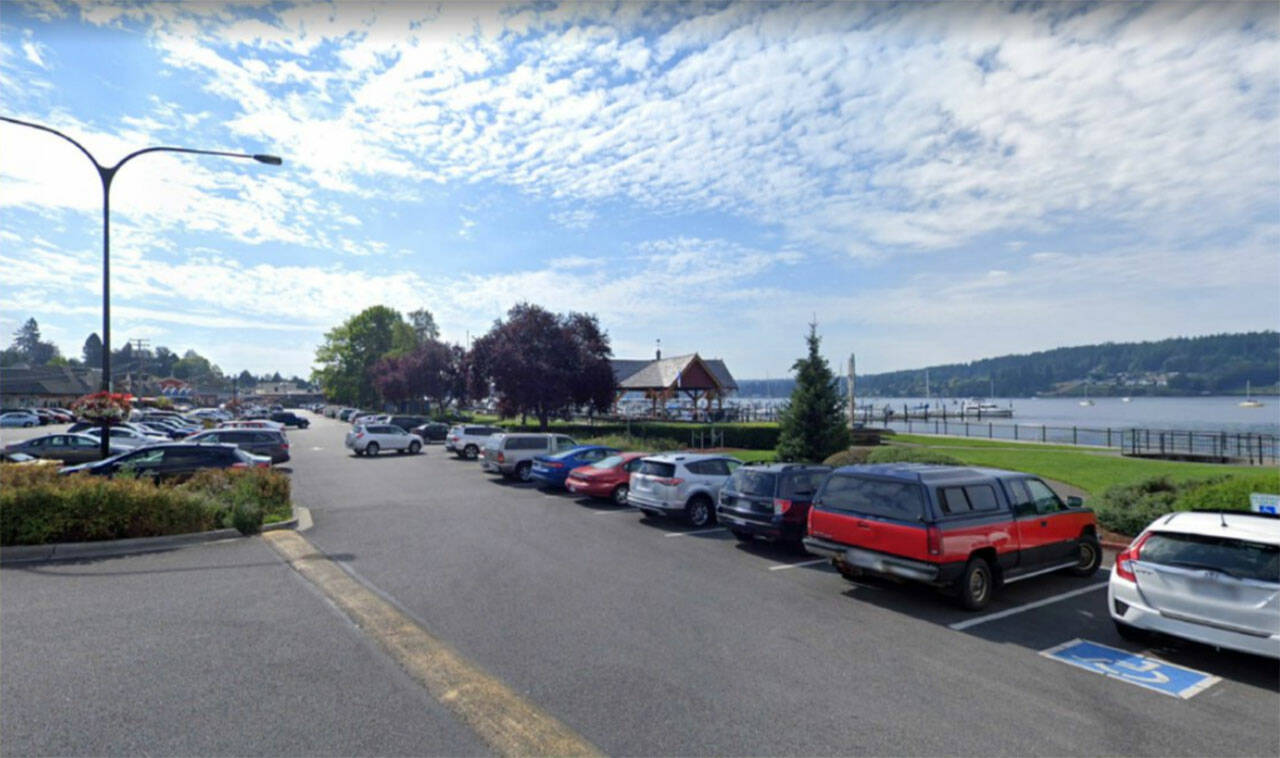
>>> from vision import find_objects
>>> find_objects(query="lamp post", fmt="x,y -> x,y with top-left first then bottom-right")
0,116 -> 281,458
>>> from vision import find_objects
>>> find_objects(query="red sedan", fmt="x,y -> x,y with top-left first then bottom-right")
565,451 -> 649,506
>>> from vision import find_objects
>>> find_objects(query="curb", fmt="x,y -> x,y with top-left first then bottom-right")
1100,539 -> 1130,551
1,504 -> 300,566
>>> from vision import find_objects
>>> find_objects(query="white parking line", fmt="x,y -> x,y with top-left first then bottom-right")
593,507 -> 637,515
768,558 -> 828,571
310,446 -> 324,451
949,582 -> 1109,631
664,527 -> 727,538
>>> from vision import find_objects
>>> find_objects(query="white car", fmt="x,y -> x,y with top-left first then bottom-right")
344,423 -> 423,456
0,411 -> 41,428
628,453 -> 744,528
85,426 -> 169,449
446,424 -> 505,459
1110,510 -> 1279,659
218,419 -> 287,433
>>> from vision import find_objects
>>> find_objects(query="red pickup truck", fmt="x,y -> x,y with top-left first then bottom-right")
803,464 -> 1101,609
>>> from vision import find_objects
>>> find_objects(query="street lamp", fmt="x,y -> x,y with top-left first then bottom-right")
0,116 -> 282,458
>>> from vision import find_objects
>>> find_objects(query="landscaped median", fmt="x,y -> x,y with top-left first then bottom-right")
0,464 -> 294,557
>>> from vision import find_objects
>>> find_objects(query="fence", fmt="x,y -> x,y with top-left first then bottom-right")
882,418 -> 1277,465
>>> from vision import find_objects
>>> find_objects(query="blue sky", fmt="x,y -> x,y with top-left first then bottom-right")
2,1 -> 1277,381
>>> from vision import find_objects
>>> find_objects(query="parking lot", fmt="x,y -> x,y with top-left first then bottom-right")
4,412 -> 1278,755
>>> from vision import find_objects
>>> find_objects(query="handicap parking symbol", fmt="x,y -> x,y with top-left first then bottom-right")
1040,639 -> 1221,699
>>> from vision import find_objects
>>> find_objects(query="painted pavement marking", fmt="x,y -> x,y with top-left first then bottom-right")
1041,638 -> 1221,698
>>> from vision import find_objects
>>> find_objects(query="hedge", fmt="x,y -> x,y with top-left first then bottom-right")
1,464 -> 292,546
1093,471 -> 1280,536
491,421 -> 782,450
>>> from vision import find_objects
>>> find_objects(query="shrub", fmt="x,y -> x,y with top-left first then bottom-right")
0,464 -> 293,545
1093,472 -> 1280,536
492,421 -> 782,450
822,447 -> 875,467
865,447 -> 963,466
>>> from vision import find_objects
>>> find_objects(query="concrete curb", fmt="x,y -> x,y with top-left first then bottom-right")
1100,539 -> 1130,551
1,504 -> 300,566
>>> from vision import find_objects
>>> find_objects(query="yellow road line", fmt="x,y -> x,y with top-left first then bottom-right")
263,530 -> 601,757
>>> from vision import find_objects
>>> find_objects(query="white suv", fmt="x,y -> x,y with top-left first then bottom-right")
628,453 -> 743,528
345,423 -> 424,456
1109,510 -> 1279,658
446,425 -> 505,459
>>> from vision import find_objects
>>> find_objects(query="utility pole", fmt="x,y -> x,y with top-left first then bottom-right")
847,353 -> 856,430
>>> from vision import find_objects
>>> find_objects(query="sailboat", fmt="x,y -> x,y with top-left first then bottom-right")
1078,380 -> 1094,407
1239,381 -> 1264,408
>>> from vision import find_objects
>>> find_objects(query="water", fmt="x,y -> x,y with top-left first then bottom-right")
736,395 -> 1280,435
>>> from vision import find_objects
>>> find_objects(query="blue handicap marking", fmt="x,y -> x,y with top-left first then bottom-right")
1040,639 -> 1221,699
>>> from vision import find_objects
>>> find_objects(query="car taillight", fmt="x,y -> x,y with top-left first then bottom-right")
355,433 -> 364,439
1115,532 -> 1152,582
546,462 -> 564,469
927,525 -> 942,556
230,462 -> 249,469
656,477 -> 684,487
497,452 -> 505,463
282,442 -> 289,449
773,498 -> 794,515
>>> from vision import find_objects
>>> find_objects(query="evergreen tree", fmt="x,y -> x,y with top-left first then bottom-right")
775,322 -> 850,462
83,333 -> 104,366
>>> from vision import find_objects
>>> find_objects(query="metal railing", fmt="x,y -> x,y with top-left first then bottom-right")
882,418 -> 1277,465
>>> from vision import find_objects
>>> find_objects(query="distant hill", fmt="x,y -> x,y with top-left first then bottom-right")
738,332 -> 1279,398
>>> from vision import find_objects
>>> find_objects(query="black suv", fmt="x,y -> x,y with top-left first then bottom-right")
60,443 -> 267,482
716,463 -> 832,548
270,411 -> 310,429
410,421 -> 449,442
387,415 -> 429,433
186,429 -> 291,463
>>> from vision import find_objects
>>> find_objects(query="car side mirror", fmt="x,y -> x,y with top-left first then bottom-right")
1066,496 -> 1084,508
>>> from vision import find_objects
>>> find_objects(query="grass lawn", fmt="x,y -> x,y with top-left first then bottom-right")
888,435 -> 1274,496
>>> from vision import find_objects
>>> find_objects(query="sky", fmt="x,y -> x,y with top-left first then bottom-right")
1,1 -> 1277,382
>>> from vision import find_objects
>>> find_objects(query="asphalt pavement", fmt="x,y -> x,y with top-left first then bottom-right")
2,412 -> 1278,756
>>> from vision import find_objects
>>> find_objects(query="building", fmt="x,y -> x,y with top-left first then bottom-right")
0,365 -> 99,409
609,352 -> 738,419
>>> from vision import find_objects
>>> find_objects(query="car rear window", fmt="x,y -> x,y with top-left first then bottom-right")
730,469 -> 777,497
507,436 -> 547,450
820,475 -> 927,522
639,460 -> 676,477
592,455 -> 625,469
1141,532 -> 1279,583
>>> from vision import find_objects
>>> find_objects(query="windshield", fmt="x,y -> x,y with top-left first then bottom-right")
1142,532 -> 1279,583
592,455 -> 625,469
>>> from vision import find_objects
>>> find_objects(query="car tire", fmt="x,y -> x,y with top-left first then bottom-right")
464,444 -> 479,460
685,495 -> 714,528
1068,534 -> 1102,577
1114,620 -> 1149,643
611,483 -> 629,506
957,556 -> 994,611
24,421 -> 34,428
516,461 -> 532,482
366,442 -> 380,457
731,529 -> 753,543
409,441 -> 421,454
836,563 -> 862,582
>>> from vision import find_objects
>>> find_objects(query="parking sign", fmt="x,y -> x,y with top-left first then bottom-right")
1041,639 -> 1220,698
1250,493 -> 1280,515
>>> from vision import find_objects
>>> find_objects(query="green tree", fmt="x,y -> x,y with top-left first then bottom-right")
82,333 -> 104,366
312,305 -> 415,406
408,308 -> 440,344
776,322 -> 850,462
10,318 -> 59,365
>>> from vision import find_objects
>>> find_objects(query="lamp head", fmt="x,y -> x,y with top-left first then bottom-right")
253,154 -> 283,165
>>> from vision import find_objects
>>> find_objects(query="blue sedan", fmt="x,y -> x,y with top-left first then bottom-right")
530,445 -> 620,489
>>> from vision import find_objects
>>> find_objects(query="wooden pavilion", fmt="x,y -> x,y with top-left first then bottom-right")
610,352 -> 738,419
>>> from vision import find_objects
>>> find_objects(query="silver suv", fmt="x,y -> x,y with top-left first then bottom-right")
344,424 -> 424,456
628,453 -> 743,528
481,433 -> 577,481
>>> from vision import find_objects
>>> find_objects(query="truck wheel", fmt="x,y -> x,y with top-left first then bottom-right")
1068,535 -> 1102,577
957,556 -> 994,610
685,495 -> 714,528
835,561 -> 861,582
516,461 -> 532,482
464,444 -> 479,460
366,442 -> 379,457
611,483 -> 629,506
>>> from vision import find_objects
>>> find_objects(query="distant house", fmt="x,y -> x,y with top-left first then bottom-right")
0,365 -> 99,408
609,352 -> 737,419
